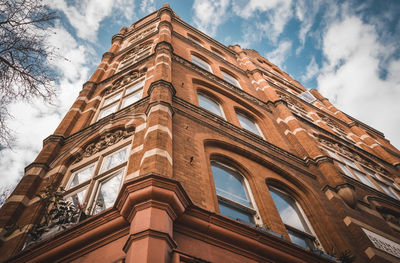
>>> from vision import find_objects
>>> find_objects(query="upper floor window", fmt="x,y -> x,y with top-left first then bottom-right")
197,93 -> 224,118
324,148 -> 400,200
65,144 -> 130,216
118,43 -> 152,72
211,47 -> 225,60
191,55 -> 212,72
221,71 -> 241,89
97,81 -> 144,121
269,187 -> 317,249
236,112 -> 263,138
187,34 -> 204,47
211,162 -> 258,225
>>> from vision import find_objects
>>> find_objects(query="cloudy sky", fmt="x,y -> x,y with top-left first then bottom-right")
1,0 -> 399,189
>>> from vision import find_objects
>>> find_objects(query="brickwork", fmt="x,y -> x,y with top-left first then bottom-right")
1,4 -> 400,263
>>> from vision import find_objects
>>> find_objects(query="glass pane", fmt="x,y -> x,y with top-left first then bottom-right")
198,94 -> 222,117
212,50 -> 225,59
93,171 -> 123,214
337,162 -> 355,179
288,229 -> 314,249
69,164 -> 95,189
66,188 -> 87,209
98,103 -> 118,120
352,169 -> 377,189
191,55 -> 211,72
125,81 -> 144,94
237,113 -> 261,136
188,36 -> 203,47
211,164 -> 252,207
325,149 -> 337,158
218,201 -> 254,224
121,89 -> 143,108
378,182 -> 399,200
103,92 -> 122,106
101,147 -> 128,172
269,189 -> 309,233
365,168 -> 378,179
342,157 -> 358,169
222,71 -> 241,88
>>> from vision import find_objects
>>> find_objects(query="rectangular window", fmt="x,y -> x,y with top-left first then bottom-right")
97,81 -> 144,121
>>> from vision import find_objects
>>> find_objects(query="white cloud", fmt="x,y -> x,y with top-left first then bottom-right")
318,16 -> 400,149
265,40 -> 292,67
233,0 -> 292,43
295,0 -> 322,49
47,0 -> 135,41
302,57 -> 319,82
140,0 -> 156,14
192,0 -> 230,37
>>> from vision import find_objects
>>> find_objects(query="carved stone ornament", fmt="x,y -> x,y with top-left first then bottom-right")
105,69 -> 146,95
377,207 -> 400,226
74,129 -> 133,163
276,91 -> 307,112
126,25 -> 157,44
318,137 -> 387,174
337,184 -> 357,208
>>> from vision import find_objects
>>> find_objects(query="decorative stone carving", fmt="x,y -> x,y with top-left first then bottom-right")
106,69 -> 146,95
74,129 -> 133,163
318,137 -> 387,174
125,25 -> 157,45
337,184 -> 357,208
117,42 -> 153,72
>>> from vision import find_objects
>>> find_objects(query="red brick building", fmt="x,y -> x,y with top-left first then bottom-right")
1,4 -> 400,263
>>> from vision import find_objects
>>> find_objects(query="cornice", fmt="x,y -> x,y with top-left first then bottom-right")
24,162 -> 49,174
147,79 -> 176,97
173,97 -> 317,179
172,54 -> 272,114
42,134 -> 64,147
172,31 -> 246,76
176,206 -> 337,263
171,16 -> 237,57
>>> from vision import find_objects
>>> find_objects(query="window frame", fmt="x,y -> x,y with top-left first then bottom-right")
191,54 -> 212,72
197,92 -> 225,119
221,70 -> 241,89
268,187 -> 319,250
96,79 -> 145,122
324,147 -> 400,200
210,161 -> 262,226
64,141 -> 131,216
236,112 -> 265,139
187,34 -> 204,47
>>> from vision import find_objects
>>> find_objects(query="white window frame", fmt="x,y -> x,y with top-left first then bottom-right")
96,79 -> 144,122
269,187 -> 321,250
236,112 -> 265,139
211,161 -> 262,226
221,71 -> 241,89
197,93 -> 225,119
323,147 -> 400,200
187,34 -> 204,47
64,142 -> 131,216
211,48 -> 225,60
191,55 -> 212,72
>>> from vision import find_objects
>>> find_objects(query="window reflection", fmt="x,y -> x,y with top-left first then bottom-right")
269,187 -> 316,249
197,93 -> 223,117
211,162 -> 256,224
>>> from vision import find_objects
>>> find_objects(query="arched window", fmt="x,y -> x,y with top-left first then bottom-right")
269,187 -> 316,249
236,112 -> 264,138
197,93 -> 224,118
187,33 -> 204,47
65,144 -> 131,216
211,162 -> 258,224
221,70 -> 241,89
211,47 -> 225,60
191,54 -> 212,72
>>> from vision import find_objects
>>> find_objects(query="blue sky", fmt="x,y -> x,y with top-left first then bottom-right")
1,0 -> 399,189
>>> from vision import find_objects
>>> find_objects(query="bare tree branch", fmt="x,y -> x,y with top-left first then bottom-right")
0,0 -> 58,147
